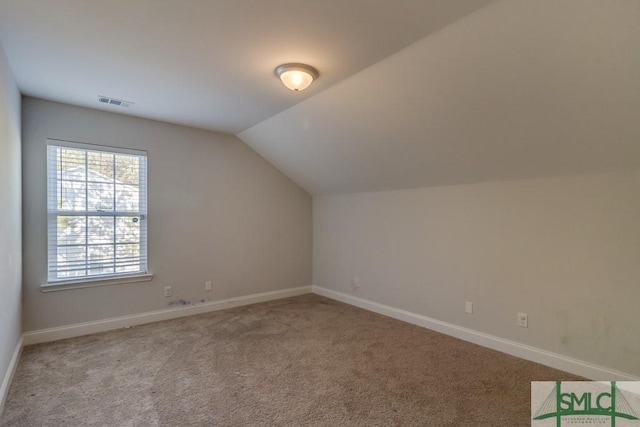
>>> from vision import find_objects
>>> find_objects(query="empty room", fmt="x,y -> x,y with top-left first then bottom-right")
1,0 -> 639,426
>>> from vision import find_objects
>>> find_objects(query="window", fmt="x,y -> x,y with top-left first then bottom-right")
46,139 -> 148,284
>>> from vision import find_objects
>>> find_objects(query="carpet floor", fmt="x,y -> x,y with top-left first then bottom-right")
1,294 -> 579,426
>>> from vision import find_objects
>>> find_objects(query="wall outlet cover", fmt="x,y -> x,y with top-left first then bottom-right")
465,301 -> 473,314
518,312 -> 528,328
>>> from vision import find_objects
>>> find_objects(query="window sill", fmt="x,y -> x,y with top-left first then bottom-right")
41,273 -> 154,293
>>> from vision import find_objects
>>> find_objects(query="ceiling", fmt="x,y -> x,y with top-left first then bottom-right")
0,0 -> 492,134
240,0 -> 640,194
2,0 -> 639,196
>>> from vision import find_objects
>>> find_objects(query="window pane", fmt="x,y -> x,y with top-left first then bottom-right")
116,216 -> 140,244
48,142 -> 147,282
116,155 -> 139,185
116,244 -> 140,273
116,263 -> 140,274
88,216 -> 115,244
57,216 -> 86,245
56,246 -> 86,279
59,180 -> 86,210
87,151 -> 114,183
60,167 -> 85,182
88,182 -> 115,211
88,244 -> 115,275
59,148 -> 86,181
115,184 -> 139,212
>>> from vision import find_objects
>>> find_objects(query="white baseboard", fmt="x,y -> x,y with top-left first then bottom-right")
312,286 -> 639,381
24,286 -> 312,346
0,334 -> 24,419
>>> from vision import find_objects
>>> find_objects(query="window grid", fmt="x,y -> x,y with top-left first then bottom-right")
47,141 -> 148,283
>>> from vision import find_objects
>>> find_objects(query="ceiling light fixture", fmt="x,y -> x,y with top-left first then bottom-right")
274,63 -> 318,91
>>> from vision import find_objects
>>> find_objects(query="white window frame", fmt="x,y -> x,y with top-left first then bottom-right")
44,138 -> 150,289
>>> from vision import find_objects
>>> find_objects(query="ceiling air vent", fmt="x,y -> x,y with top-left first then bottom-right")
98,95 -> 134,108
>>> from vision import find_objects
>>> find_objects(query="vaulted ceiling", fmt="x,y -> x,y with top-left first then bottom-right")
1,0 -> 639,195
0,0 -> 491,134
239,0 -> 640,194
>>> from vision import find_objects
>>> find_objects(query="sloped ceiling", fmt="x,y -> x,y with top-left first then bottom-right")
239,0 -> 640,195
0,0 -> 492,134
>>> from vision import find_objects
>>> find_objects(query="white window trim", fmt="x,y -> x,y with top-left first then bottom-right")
45,138 -> 149,288
40,273 -> 154,293
47,138 -> 146,156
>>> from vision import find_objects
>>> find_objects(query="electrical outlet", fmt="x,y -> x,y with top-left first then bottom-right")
465,301 -> 473,314
205,281 -> 212,291
164,286 -> 172,297
518,312 -> 528,328
352,277 -> 360,290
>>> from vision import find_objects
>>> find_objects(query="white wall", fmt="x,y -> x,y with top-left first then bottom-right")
0,42 -> 22,404
22,98 -> 311,331
313,172 -> 640,376
239,0 -> 640,195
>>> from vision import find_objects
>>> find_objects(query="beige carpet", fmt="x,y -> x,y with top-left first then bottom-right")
1,294 -> 579,426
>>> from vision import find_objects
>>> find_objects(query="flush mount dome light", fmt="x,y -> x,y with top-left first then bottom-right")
275,63 -> 318,91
